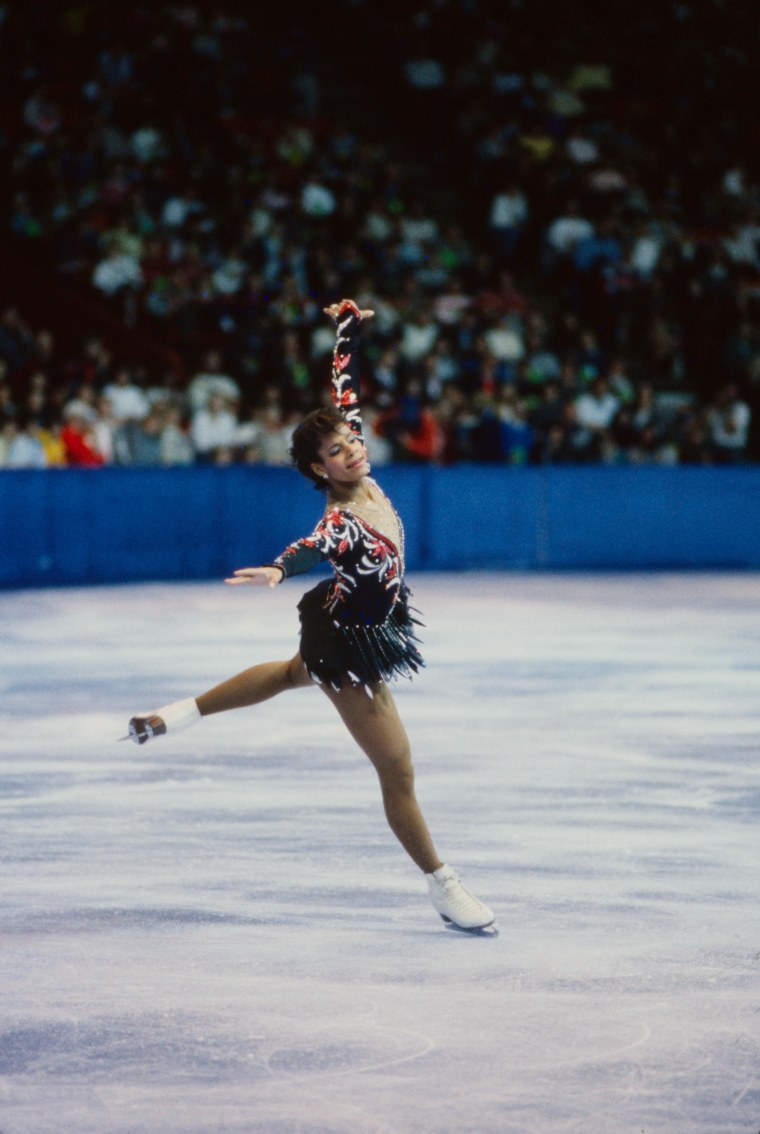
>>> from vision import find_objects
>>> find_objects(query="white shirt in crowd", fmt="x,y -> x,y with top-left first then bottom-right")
483,322 -> 525,363
709,400 -> 751,450
131,126 -> 164,163
92,251 -> 143,295
630,232 -> 662,278
161,193 -> 204,229
400,214 -> 439,245
565,134 -> 600,164
301,181 -> 336,217
255,410 -> 292,465
575,389 -> 620,431
546,215 -> 594,254
3,430 -> 47,468
490,189 -> 528,230
190,403 -> 238,455
399,319 -> 439,363
186,371 -> 241,413
102,381 -> 150,422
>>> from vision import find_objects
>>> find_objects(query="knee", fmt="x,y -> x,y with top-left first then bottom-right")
284,655 -> 309,688
378,751 -> 416,798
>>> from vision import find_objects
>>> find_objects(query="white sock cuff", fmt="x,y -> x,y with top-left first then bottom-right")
157,698 -> 201,733
429,863 -> 453,881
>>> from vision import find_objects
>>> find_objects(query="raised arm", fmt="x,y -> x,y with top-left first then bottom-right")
324,298 -> 374,439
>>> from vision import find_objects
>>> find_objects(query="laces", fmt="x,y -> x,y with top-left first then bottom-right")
437,874 -> 486,910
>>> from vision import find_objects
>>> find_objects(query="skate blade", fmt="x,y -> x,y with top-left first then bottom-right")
441,915 -> 499,938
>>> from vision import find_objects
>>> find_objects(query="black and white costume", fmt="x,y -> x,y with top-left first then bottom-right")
123,301 -> 496,931
273,303 -> 424,689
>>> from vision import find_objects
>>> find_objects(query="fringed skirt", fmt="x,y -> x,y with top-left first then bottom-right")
297,580 -> 424,689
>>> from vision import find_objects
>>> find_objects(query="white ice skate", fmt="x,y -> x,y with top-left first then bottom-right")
426,864 -> 496,934
119,698 -> 200,744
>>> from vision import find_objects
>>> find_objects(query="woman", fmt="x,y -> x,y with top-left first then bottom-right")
125,299 -> 494,933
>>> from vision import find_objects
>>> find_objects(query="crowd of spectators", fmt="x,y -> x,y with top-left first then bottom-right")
1,0 -> 759,468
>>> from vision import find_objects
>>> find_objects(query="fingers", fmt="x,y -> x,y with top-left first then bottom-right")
224,567 -> 274,586
323,301 -> 375,321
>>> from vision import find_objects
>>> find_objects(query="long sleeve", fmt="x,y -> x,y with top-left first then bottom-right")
330,300 -> 364,440
272,508 -> 349,579
272,529 -> 330,579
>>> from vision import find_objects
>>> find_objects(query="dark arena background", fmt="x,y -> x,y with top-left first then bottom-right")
2,4 -> 759,1133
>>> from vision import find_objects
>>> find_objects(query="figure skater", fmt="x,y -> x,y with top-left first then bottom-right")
124,299 -> 494,933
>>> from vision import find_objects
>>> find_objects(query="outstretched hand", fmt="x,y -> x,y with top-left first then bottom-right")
225,566 -> 283,588
324,298 -> 374,322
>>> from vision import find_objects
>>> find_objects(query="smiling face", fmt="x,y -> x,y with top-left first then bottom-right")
311,424 -> 370,486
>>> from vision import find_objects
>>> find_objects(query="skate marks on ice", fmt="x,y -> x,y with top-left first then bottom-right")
1,573 -> 760,1133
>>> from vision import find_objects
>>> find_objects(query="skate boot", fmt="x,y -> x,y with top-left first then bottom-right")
426,864 -> 495,932
121,697 -> 200,745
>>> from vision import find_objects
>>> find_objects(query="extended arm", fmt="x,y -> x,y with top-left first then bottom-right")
226,520 -> 332,588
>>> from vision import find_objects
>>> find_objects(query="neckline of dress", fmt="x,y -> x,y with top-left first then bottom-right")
328,504 -> 402,559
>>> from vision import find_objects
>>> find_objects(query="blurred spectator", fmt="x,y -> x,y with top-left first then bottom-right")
529,380 -> 565,449
545,201 -> 595,269
60,402 -> 105,467
707,385 -> 752,464
483,314 -> 525,365
160,407 -> 195,467
161,185 -> 205,230
300,175 -> 336,219
489,181 -> 529,263
573,218 -> 623,276
102,368 -> 150,423
362,405 -> 393,466
3,0 -> 760,475
186,351 -> 241,412
433,277 -> 472,326
256,404 -> 294,465
399,310 -> 439,365
574,377 -> 621,459
131,409 -> 164,466
498,393 -> 534,465
190,394 -> 238,463
0,415 -> 47,468
677,409 -> 713,465
91,395 -> 118,464
92,243 -> 144,297
397,402 -> 445,464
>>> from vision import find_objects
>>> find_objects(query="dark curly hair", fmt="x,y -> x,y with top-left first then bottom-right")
289,406 -> 346,490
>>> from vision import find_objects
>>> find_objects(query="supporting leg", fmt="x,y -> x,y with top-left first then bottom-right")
321,680 -> 443,874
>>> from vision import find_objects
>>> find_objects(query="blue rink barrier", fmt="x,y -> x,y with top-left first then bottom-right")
2,465 -> 760,588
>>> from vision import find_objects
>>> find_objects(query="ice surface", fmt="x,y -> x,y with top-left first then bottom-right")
1,572 -> 759,1134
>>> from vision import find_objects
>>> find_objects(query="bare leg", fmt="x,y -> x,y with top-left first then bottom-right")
322,681 -> 443,875
127,653 -> 313,743
196,653 -> 312,716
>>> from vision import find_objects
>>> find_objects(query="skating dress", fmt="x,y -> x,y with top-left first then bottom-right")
272,304 -> 424,689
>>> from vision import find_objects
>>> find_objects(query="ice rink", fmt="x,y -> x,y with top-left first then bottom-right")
2,571 -> 759,1134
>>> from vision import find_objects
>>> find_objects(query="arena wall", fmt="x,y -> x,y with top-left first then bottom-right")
3,466 -> 759,588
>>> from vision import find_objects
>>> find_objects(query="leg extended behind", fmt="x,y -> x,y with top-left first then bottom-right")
125,653 -> 312,742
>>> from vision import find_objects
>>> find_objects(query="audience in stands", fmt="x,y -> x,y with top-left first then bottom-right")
1,1 -> 759,467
